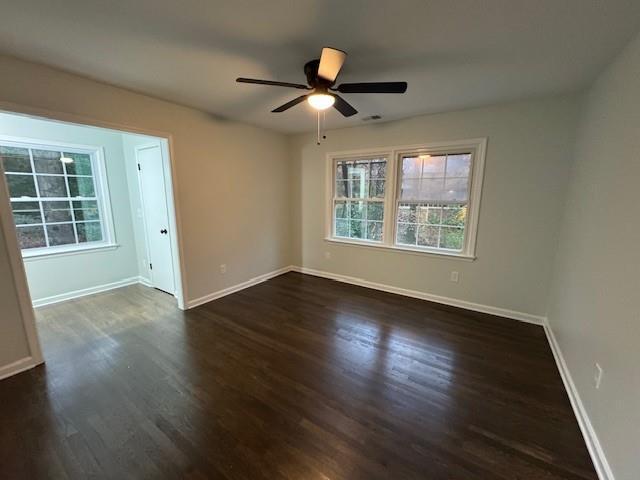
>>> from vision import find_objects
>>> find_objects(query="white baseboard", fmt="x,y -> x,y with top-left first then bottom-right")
290,266 -> 545,325
543,320 -> 613,480
138,276 -> 152,287
0,356 -> 41,381
186,266 -> 293,309
32,276 -> 142,308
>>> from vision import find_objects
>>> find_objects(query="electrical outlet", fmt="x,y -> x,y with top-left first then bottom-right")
594,363 -> 603,389
450,271 -> 460,283
324,251 -> 331,260
220,264 -> 227,274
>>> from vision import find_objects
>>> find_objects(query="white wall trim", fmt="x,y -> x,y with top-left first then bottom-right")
32,276 -> 142,308
290,266 -> 544,325
543,320 -> 614,480
186,266 -> 293,309
0,356 -> 40,381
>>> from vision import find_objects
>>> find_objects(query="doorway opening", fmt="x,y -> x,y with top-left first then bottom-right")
0,110 -> 185,349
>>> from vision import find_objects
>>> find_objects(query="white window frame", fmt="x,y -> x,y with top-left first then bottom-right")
325,138 -> 487,260
0,135 -> 117,260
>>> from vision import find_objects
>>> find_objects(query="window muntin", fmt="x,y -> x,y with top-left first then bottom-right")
1,143 -> 109,254
395,152 -> 471,252
333,157 -> 386,242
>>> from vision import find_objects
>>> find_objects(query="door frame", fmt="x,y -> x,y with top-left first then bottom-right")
0,100 -> 189,371
135,142 -> 179,297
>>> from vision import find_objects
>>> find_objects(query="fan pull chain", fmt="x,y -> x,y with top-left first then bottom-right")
316,111 -> 328,145
322,111 -> 327,141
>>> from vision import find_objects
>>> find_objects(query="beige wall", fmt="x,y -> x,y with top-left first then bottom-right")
290,96 -> 581,317
547,31 -> 640,480
0,54 -> 293,370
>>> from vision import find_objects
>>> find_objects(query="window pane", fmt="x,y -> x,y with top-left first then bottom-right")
16,225 -> 46,249
349,179 -> 366,198
1,147 -> 31,173
366,221 -> 383,241
335,219 -> 349,237
335,180 -> 348,197
11,201 -> 42,225
43,200 -> 72,223
370,161 -> 386,179
400,178 -> 420,199
421,155 -> 446,178
335,161 -> 348,180
7,174 -> 36,198
63,153 -> 92,175
367,202 -> 384,221
446,154 -> 471,177
397,203 -> 416,223
33,149 -> 64,174
73,200 -> 100,221
426,206 -> 442,224
77,221 -> 103,243
443,177 -> 468,202
440,227 -> 464,250
349,201 -> 365,220
68,176 -> 95,197
419,178 -> 444,201
397,223 -> 417,245
369,179 -> 385,198
334,201 -> 348,219
347,162 -> 368,180
442,206 -> 466,226
349,220 -> 365,239
37,175 -> 67,197
401,156 -> 422,178
46,223 -> 76,246
417,225 -> 439,248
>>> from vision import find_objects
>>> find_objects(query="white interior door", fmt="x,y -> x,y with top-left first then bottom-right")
137,145 -> 175,295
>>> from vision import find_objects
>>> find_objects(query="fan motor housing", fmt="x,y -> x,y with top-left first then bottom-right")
304,59 -> 332,88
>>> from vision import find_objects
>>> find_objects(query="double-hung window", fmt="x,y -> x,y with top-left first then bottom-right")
332,156 -> 387,242
327,139 -> 486,259
0,139 -> 115,257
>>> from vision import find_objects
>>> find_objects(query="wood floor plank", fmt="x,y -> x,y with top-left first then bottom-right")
0,272 -> 596,479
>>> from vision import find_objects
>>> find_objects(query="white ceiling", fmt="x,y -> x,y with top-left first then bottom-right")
1,0 -> 639,133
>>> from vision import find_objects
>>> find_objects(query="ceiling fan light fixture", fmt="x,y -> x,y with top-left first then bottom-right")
307,93 -> 335,110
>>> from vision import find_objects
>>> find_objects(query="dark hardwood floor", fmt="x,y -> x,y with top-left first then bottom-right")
0,272 -> 596,479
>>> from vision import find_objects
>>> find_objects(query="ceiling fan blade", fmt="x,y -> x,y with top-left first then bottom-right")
272,95 -> 309,112
236,78 -> 310,90
332,95 -> 357,117
317,47 -> 347,83
336,82 -> 407,94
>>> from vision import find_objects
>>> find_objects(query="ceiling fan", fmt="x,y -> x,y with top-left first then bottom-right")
236,47 -> 408,117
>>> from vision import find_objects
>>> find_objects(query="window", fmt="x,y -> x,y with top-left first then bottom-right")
332,156 -> 387,242
1,140 -> 114,257
327,139 -> 486,259
396,152 -> 470,251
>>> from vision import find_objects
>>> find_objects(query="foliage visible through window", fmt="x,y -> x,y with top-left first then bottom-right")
333,157 -> 386,242
1,144 -> 105,252
396,153 -> 471,251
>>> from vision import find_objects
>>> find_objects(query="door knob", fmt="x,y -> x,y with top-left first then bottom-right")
160,229 -> 168,234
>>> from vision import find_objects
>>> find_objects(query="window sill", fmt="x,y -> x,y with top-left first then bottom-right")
22,243 -> 120,262
324,237 -> 476,261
